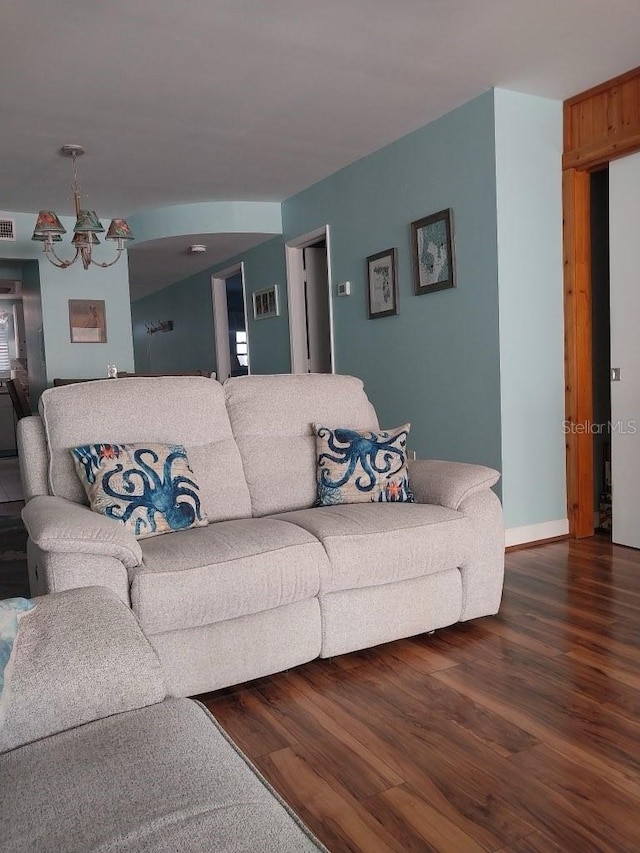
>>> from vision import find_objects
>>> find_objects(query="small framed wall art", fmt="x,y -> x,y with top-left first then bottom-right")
68,299 -> 107,343
252,285 -> 279,320
366,247 -> 398,319
411,208 -> 456,295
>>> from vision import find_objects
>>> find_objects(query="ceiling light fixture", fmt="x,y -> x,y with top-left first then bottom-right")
31,145 -> 133,270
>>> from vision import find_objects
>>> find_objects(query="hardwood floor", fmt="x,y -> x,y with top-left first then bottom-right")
201,537 -> 640,852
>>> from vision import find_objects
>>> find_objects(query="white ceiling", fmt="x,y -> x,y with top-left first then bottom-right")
3,0 -> 640,297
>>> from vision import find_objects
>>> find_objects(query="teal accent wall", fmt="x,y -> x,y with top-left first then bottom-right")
242,238 -> 291,374
208,238 -> 291,375
494,89 -> 565,529
131,269 -> 216,374
214,92 -> 502,471
131,237 -> 290,377
282,91 -> 501,471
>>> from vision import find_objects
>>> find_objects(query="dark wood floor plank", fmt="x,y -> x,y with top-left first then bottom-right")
508,743 -> 640,852
285,668 -> 521,850
254,677 -> 404,799
363,784 -> 488,853
256,745 -> 405,853
433,666 -> 640,801
202,536 -> 640,852
496,830 -> 567,853
470,618 -> 562,659
565,646 -> 640,690
201,684 -> 298,758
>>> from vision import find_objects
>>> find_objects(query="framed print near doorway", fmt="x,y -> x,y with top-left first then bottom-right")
367,248 -> 398,319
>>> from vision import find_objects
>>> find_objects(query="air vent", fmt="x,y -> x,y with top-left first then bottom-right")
0,219 -> 15,241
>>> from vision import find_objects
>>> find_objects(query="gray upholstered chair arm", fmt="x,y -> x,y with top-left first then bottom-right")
0,587 -> 165,753
21,495 -> 143,569
407,459 -> 501,511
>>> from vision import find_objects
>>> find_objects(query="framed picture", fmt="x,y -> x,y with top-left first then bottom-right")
366,248 -> 398,319
252,285 -> 279,320
68,299 -> 107,343
411,208 -> 456,295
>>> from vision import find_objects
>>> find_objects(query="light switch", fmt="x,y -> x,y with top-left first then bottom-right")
611,367 -> 621,381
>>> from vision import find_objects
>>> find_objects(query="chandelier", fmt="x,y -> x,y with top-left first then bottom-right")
32,145 -> 133,270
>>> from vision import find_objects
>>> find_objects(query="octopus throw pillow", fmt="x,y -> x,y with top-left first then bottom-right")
314,423 -> 414,506
70,443 -> 208,539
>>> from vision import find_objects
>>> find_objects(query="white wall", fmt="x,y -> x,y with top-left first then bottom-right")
494,90 -> 567,543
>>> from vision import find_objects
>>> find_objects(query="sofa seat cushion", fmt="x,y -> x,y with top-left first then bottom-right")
130,519 -> 328,635
0,698 -> 324,852
274,503 -> 471,593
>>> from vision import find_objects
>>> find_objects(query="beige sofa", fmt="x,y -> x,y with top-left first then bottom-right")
18,374 -> 504,697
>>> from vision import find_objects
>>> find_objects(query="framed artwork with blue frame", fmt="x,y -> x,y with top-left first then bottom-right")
411,208 -> 456,295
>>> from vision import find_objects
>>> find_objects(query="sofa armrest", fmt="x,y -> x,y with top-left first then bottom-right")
407,459 -> 500,511
16,415 -> 49,501
0,587 -> 165,753
22,495 -> 143,569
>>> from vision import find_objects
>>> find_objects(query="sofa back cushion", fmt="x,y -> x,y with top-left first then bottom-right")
39,377 -> 252,523
224,374 -> 379,516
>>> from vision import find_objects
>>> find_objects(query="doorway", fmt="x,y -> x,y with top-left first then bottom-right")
285,226 -> 334,374
211,264 -> 250,383
563,65 -> 640,539
583,161 -> 640,550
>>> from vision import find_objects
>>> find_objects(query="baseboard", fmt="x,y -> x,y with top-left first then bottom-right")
505,519 -> 570,548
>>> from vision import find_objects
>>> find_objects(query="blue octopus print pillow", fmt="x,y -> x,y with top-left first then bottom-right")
314,423 -> 414,506
70,443 -> 208,539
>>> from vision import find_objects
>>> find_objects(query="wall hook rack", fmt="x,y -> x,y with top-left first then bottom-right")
145,320 -> 174,335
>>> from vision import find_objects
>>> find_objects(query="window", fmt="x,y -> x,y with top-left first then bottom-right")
235,330 -> 248,368
0,313 -> 11,376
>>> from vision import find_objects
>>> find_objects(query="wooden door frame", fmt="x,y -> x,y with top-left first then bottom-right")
563,169 -> 593,537
563,65 -> 640,537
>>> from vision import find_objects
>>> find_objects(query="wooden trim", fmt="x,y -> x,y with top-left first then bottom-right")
564,65 -> 640,171
563,169 -> 594,538
563,129 -> 640,171
564,64 -> 640,107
